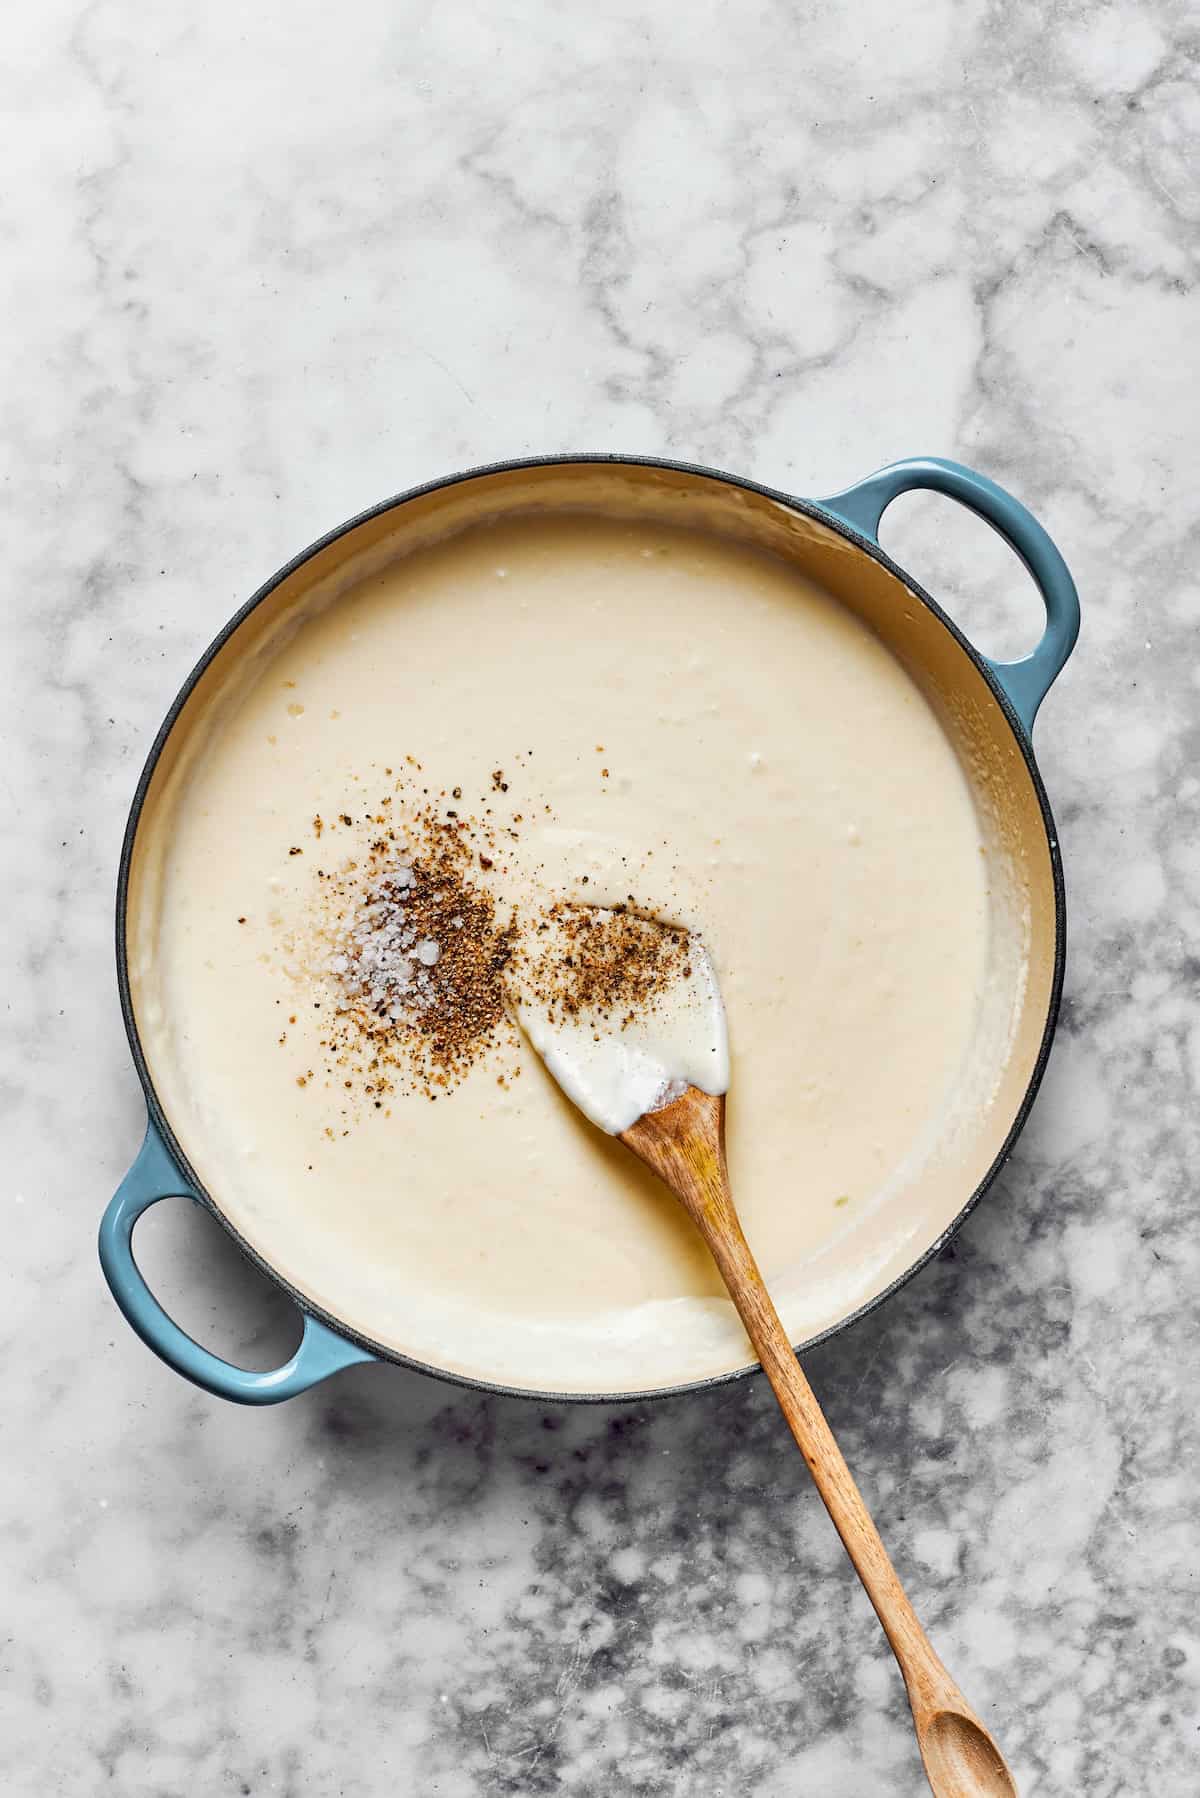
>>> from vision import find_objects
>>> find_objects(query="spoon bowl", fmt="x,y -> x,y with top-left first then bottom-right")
920,1711 -> 1020,1798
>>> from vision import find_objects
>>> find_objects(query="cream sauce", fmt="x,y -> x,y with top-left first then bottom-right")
135,511 -> 992,1390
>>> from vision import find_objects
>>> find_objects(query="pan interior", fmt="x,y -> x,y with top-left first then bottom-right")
125,464 -> 1057,1395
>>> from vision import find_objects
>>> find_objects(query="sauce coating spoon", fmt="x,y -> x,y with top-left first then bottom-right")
519,929 -> 1017,1798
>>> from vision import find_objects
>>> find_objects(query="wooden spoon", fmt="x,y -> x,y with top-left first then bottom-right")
621,1085 -> 1017,1798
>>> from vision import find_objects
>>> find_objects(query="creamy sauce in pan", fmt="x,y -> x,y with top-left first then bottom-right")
134,512 -> 991,1390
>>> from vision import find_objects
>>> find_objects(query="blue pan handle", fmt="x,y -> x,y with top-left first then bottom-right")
818,456 -> 1080,735
99,1119 -> 376,1404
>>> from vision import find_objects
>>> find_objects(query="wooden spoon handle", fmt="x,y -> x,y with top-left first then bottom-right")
697,1191 -> 960,1702
621,1090 -> 1016,1796
704,1206 -> 1014,1794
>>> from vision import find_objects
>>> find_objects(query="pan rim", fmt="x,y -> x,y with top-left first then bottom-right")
114,452 -> 1066,1404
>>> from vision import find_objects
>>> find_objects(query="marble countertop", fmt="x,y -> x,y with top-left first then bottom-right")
5,3 -> 1197,1793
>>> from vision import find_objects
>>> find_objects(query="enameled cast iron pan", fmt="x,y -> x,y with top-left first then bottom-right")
99,456 -> 1079,1405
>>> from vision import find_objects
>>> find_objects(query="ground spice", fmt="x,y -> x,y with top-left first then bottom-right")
514,902 -> 693,1030
285,760 -> 691,1124
305,772 -> 527,1109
